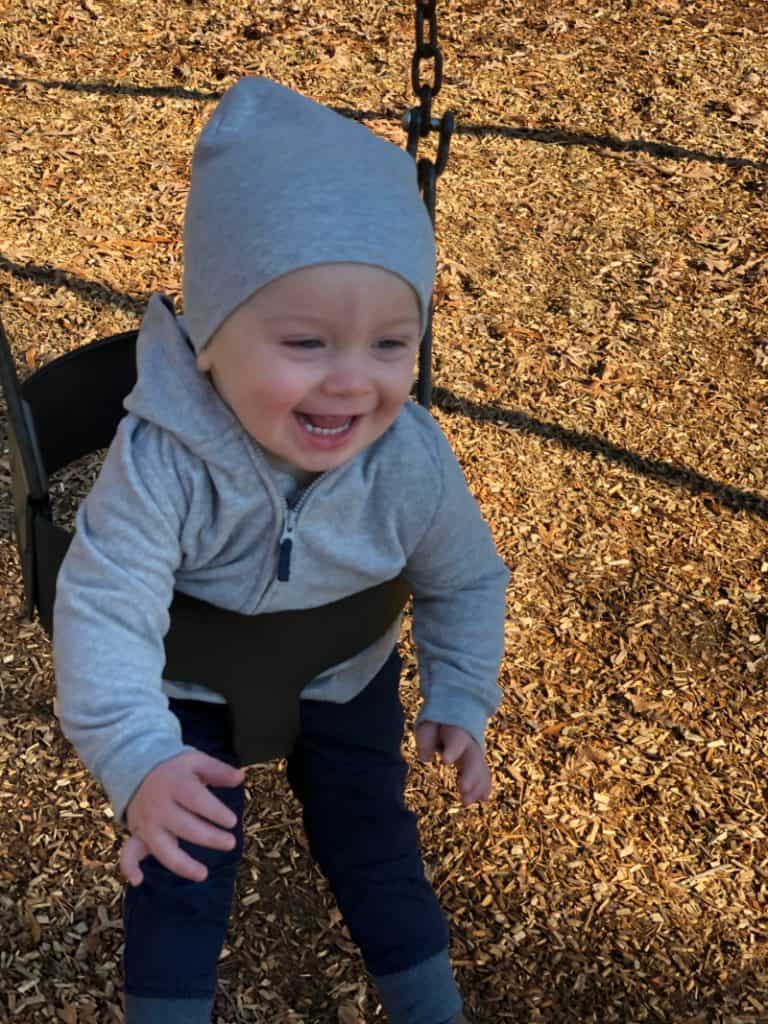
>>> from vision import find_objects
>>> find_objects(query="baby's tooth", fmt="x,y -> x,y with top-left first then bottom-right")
301,417 -> 351,435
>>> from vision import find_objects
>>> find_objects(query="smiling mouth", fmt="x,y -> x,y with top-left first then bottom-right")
296,413 -> 357,436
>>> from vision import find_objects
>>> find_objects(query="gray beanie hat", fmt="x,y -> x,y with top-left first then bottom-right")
183,77 -> 435,353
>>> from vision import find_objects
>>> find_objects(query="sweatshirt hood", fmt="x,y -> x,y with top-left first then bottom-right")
124,293 -> 247,469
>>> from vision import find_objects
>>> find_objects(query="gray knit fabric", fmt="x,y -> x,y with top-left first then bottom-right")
183,77 -> 435,353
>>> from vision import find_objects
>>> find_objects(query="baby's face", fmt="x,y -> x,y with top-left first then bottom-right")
197,263 -> 422,474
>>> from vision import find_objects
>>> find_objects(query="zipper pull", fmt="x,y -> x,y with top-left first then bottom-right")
277,506 -> 298,582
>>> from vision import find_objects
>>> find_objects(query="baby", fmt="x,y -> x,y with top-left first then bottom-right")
54,78 -> 508,1024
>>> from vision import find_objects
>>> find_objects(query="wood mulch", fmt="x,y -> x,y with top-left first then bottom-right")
1,1 -> 767,1021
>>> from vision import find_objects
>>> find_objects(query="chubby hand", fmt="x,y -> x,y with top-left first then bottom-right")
415,721 -> 492,805
121,750 -> 244,887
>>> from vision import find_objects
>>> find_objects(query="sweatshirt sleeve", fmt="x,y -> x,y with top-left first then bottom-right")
53,416 -> 195,822
404,423 -> 509,749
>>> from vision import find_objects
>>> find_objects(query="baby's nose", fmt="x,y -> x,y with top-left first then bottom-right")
322,355 -> 372,395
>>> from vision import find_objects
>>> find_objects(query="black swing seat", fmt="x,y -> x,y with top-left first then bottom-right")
0,317 -> 410,764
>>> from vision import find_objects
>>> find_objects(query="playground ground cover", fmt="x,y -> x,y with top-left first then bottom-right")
1,1 -> 767,1020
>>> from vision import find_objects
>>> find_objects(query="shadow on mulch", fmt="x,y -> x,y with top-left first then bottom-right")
0,74 -> 221,102
0,254 -> 149,315
432,387 -> 768,523
453,123 -> 768,173
3,73 -> 767,175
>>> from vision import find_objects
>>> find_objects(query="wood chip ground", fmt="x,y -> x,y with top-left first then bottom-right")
1,2 -> 767,1021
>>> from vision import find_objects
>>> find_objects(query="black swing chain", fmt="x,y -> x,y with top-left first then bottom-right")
403,0 -> 454,408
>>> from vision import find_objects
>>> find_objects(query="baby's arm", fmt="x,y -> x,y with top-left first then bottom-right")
54,418 -> 235,839
405,417 -> 509,797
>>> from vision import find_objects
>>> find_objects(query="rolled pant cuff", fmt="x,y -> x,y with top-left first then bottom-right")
124,994 -> 214,1024
372,947 -> 462,1024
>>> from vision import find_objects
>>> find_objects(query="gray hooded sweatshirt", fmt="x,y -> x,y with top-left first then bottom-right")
53,296 -> 508,821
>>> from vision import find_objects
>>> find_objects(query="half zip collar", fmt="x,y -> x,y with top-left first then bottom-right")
277,475 -> 324,582
248,439 -> 332,585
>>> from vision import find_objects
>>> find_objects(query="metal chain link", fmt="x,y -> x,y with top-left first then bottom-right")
411,0 -> 442,129
402,0 -> 455,408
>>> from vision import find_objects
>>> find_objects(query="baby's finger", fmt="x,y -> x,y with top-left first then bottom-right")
177,776 -> 240,831
460,779 -> 487,805
457,757 -> 482,794
440,729 -> 469,766
120,834 -> 149,887
415,722 -> 439,762
166,804 -> 238,854
148,828 -> 210,882
191,753 -> 245,790
459,763 -> 492,805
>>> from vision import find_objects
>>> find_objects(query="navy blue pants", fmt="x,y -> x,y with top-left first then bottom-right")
123,650 -> 449,999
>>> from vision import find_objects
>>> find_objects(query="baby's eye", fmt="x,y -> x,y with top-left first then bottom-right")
375,338 -> 408,351
283,338 -> 324,350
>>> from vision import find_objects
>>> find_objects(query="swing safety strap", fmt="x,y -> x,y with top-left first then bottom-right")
0,320 -> 410,765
